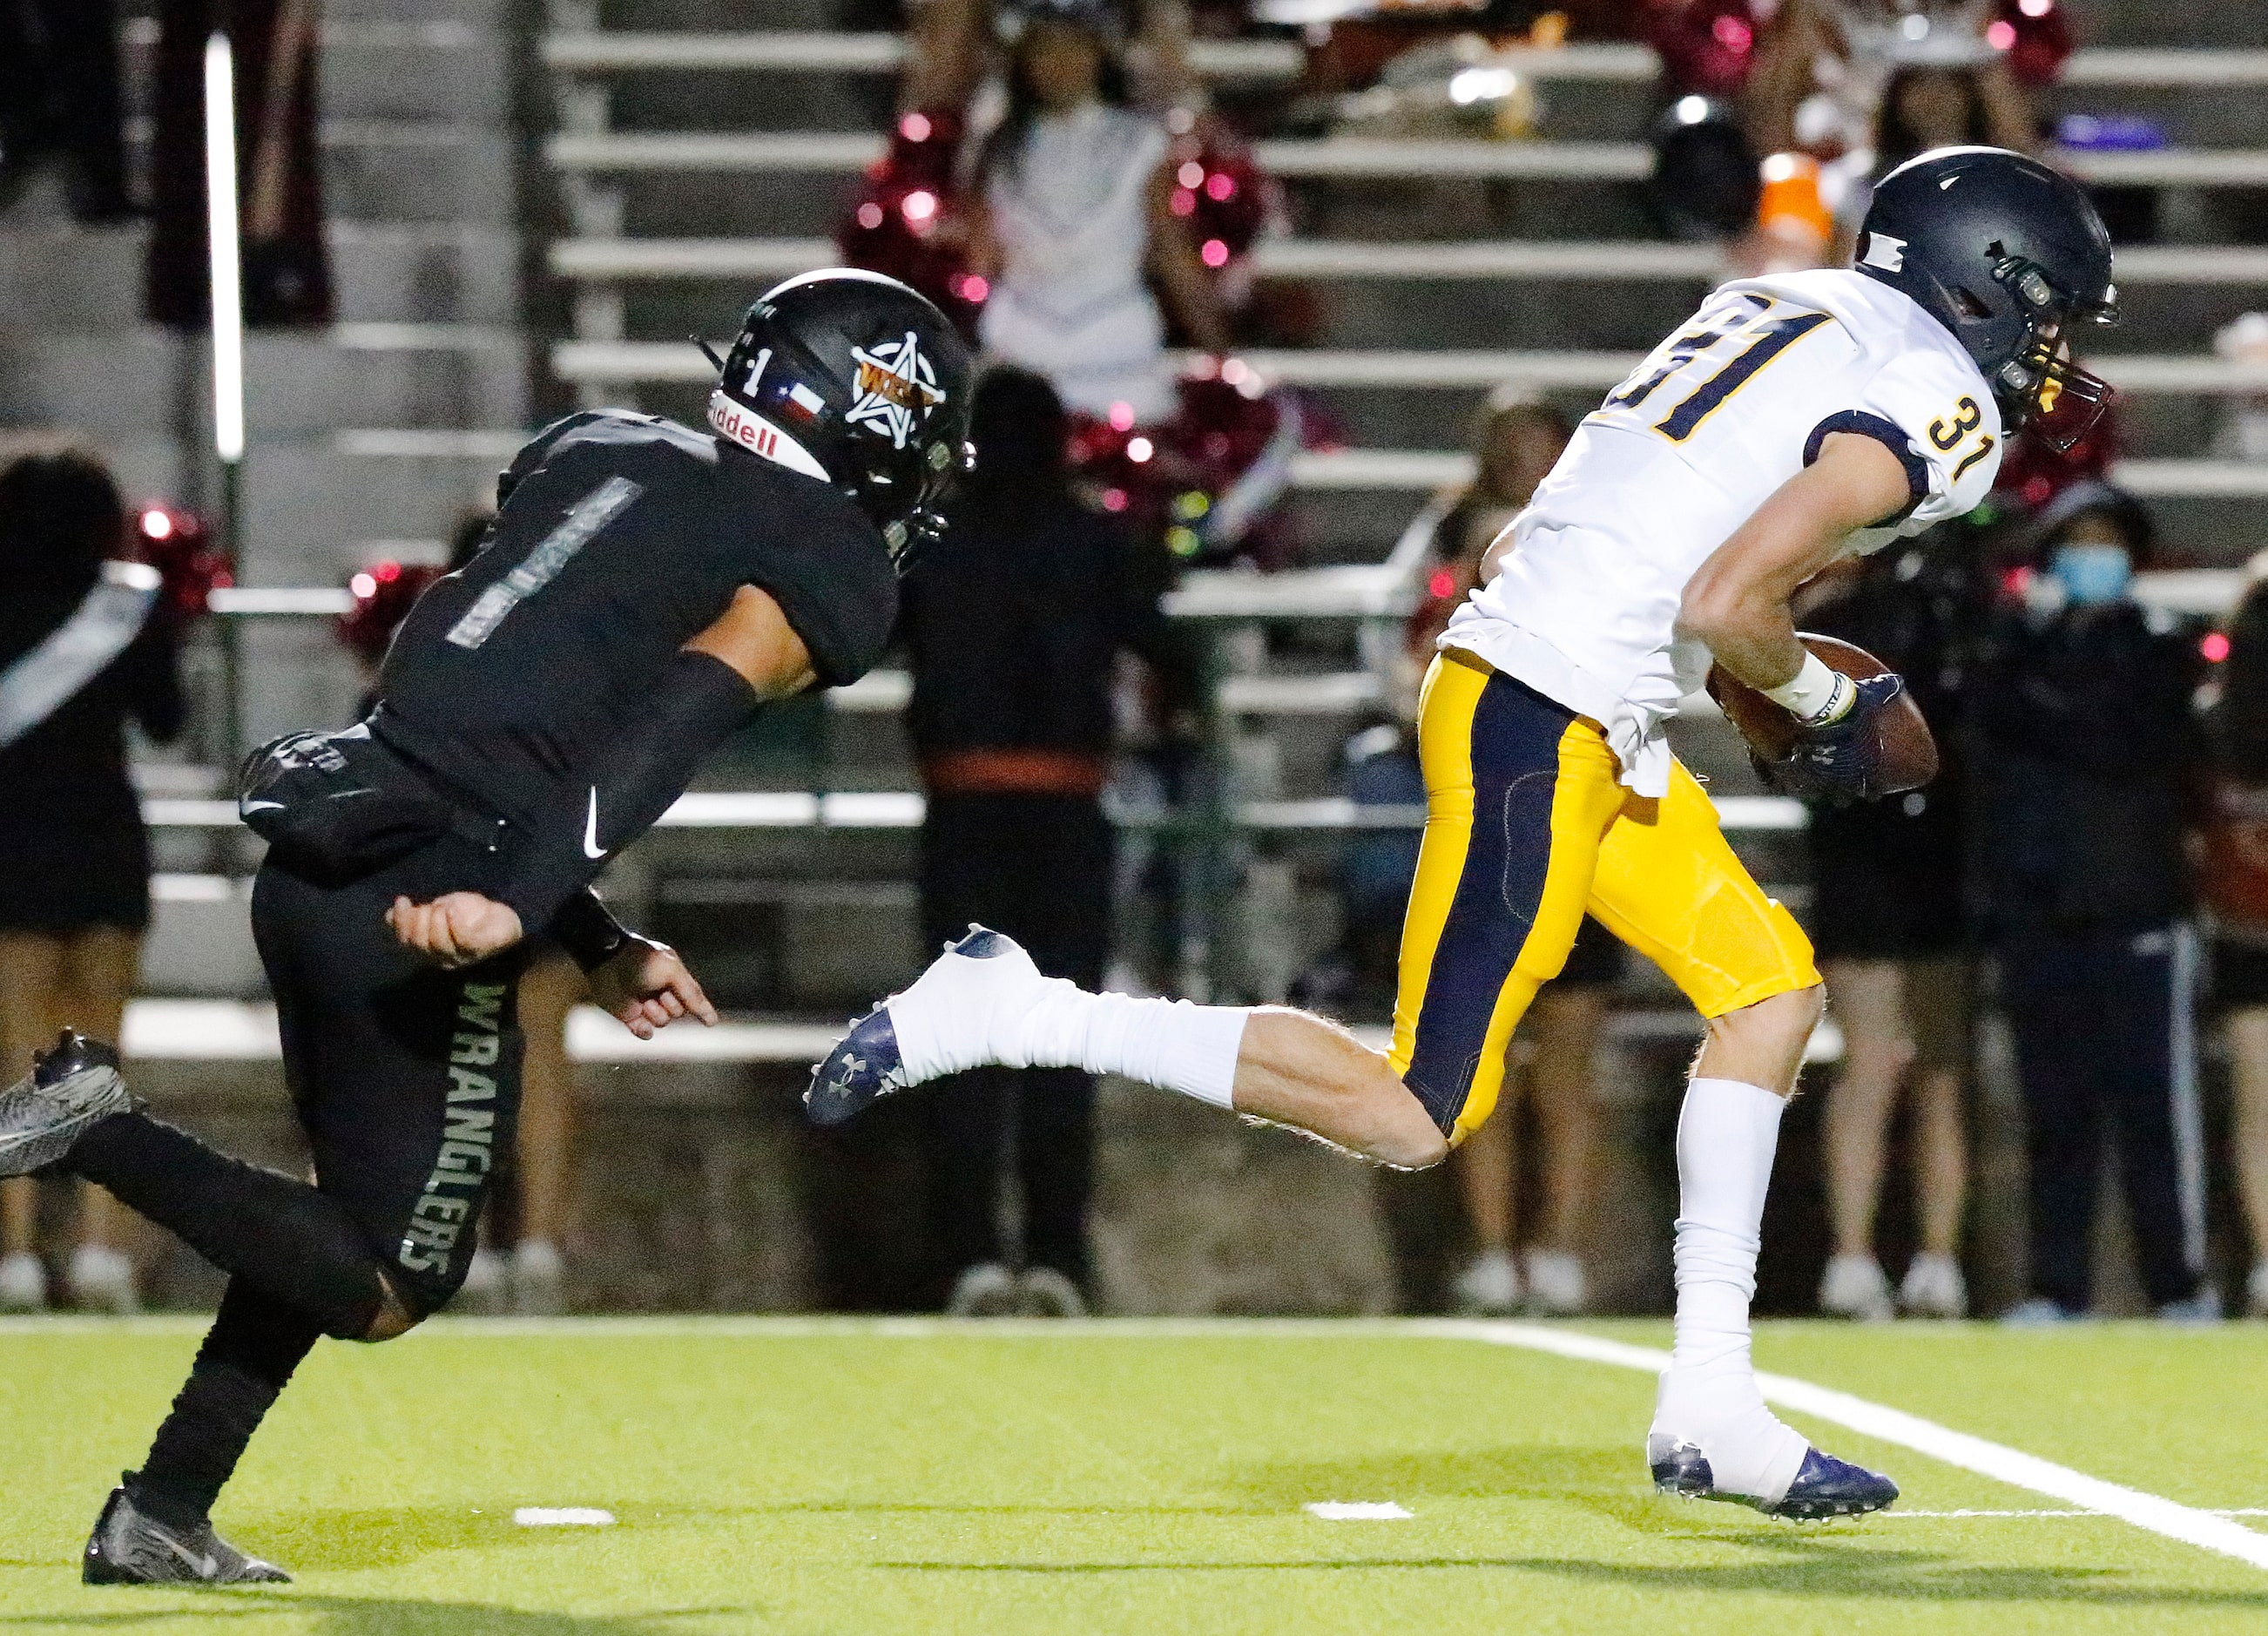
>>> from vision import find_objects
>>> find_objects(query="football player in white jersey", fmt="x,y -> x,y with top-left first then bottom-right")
811,147 -> 2117,1519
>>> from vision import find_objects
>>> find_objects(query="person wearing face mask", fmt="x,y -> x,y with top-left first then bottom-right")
1969,481 -> 2217,1324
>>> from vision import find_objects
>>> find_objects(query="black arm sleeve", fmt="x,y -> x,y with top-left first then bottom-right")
493,649 -> 759,936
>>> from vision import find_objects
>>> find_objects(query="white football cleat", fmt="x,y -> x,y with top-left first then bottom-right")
945,1262 -> 1020,1317
2249,1260 -> 2268,1321
0,1249 -> 47,1313
807,927 -> 1055,1126
512,1238 -> 565,1315
1016,1267 -> 1087,1318
456,1247 -> 508,1314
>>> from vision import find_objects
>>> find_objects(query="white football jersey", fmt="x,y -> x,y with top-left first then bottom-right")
1442,267 -> 2001,795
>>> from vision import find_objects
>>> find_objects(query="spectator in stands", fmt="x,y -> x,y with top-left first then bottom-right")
1971,483 -> 2217,1323
962,0 -> 1229,424
900,366 -> 1182,1316
1799,537 -> 1982,1321
2212,314 -> 2268,463
2205,555 -> 2268,1318
1725,1 -> 2040,250
0,445 -> 184,1313
0,0 -> 133,221
1873,60 -> 2034,174
336,515 -> 583,1315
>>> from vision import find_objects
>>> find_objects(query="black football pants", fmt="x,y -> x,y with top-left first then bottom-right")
2000,923 -> 2206,1312
67,838 -> 527,1523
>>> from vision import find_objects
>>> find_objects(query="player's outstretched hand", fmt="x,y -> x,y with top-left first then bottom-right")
591,937 -> 719,1040
387,892 -> 525,969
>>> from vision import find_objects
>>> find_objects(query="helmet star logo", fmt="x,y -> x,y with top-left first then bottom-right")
847,331 -> 946,450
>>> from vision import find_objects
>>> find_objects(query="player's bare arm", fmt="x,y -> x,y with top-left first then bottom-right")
1678,431 -> 1915,693
685,581 -> 820,699
388,583 -> 818,973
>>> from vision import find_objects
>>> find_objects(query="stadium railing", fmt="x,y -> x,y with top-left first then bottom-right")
543,130 -> 2268,188
537,33 -> 2268,90
546,236 -> 2268,287
544,337 -> 2268,397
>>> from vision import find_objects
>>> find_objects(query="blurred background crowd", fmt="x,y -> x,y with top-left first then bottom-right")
2,0 -> 2267,1327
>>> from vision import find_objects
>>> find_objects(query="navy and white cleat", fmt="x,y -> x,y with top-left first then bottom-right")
1650,1437 -> 1898,1520
805,926 -> 1029,1127
806,1004 -> 913,1127
0,1031 -> 136,1179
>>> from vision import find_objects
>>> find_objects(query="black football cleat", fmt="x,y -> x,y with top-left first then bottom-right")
1650,1437 -> 1898,1520
0,1031 -> 136,1179
83,1485 -> 291,1585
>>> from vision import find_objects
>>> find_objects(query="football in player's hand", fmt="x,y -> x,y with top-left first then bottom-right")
1705,634 -> 1939,794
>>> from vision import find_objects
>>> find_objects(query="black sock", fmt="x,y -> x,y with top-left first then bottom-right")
71,1111 -> 386,1338
128,1281 -> 323,1530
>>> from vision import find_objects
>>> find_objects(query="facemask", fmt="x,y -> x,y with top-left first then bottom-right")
2050,542 -> 2132,606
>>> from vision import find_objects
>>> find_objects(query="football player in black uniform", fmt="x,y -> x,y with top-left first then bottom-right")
0,269 -> 972,1584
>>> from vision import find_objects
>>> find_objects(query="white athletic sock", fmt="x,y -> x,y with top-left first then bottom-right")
888,938 -> 1251,1108
1651,1076 -> 1810,1504
1013,984 -> 1250,1109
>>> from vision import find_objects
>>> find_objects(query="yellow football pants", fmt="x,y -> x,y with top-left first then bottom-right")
1387,649 -> 1819,1144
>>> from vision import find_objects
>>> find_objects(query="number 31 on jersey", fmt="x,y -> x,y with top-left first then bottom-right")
1929,395 -> 1995,482
1596,294 -> 1830,444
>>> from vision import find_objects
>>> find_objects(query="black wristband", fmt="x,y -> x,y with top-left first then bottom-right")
551,889 -> 632,972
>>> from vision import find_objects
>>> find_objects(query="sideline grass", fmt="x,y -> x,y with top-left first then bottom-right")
3,1318 -> 2265,1633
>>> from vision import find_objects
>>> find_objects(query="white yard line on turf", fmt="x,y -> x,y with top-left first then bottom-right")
8,1312 -> 2261,1566
1887,1509 -> 2268,1519
1888,1510 -> 2096,1518
1439,1320 -> 2268,1572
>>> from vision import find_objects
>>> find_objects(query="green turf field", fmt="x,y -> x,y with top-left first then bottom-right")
4,1317 -> 2267,1633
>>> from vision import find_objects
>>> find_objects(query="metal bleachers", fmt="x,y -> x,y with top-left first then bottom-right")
430,13 -> 2268,1006
537,24 -> 2268,536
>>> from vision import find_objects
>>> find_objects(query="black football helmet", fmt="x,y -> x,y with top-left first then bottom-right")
1855,146 -> 2118,452
708,268 -> 975,568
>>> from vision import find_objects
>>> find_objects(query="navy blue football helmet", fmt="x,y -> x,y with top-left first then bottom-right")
1855,146 -> 2117,451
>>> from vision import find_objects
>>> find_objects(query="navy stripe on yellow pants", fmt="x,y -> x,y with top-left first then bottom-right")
1389,650 -> 1819,1142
